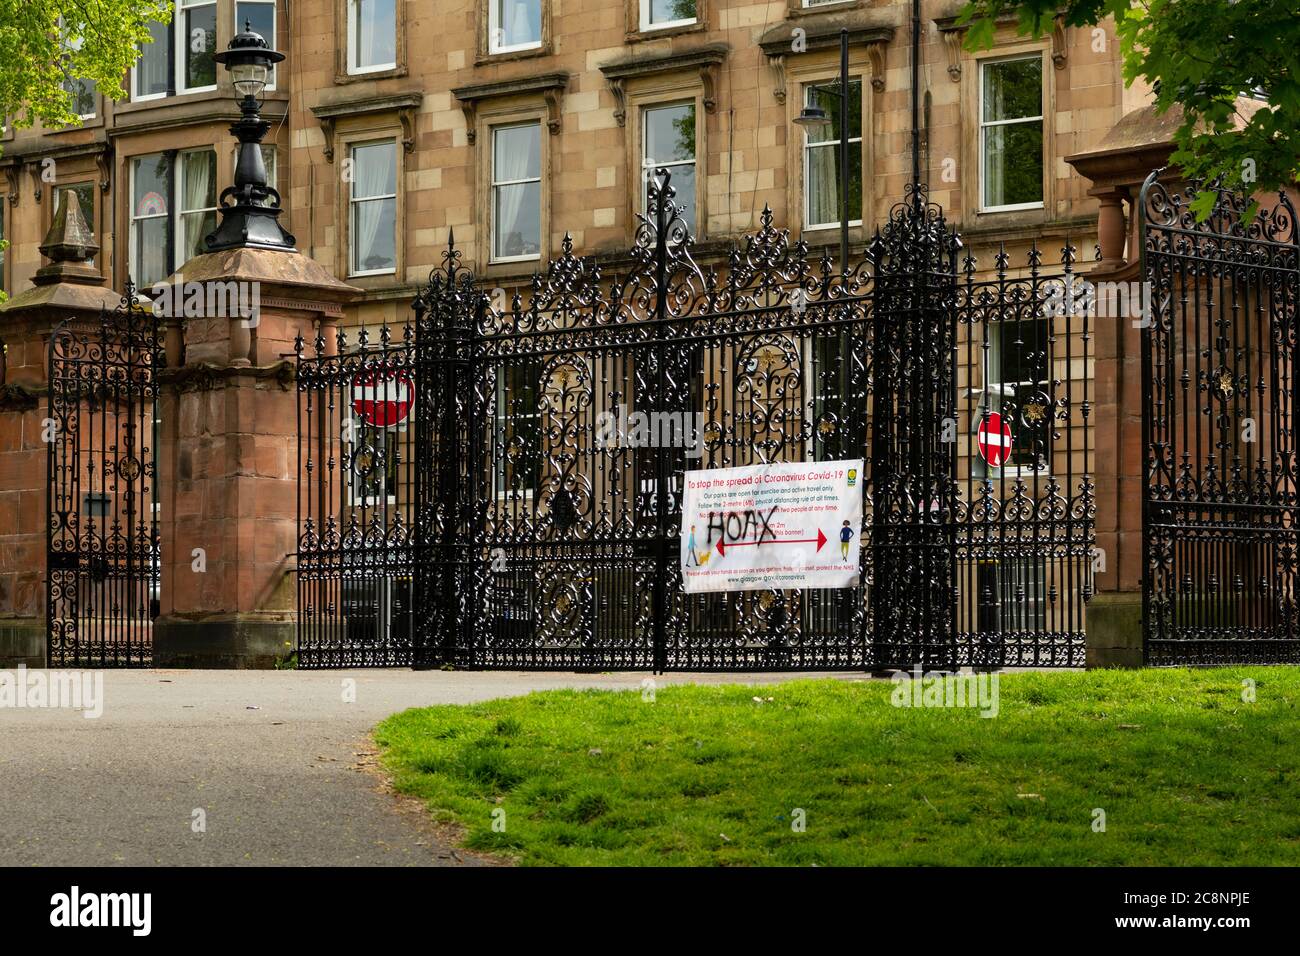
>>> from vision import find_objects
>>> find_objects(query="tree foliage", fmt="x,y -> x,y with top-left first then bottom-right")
958,1 -> 1300,217
0,0 -> 172,135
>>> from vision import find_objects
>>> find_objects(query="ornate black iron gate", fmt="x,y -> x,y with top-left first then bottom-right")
1140,173 -> 1300,665
295,174 -> 1094,670
46,288 -> 163,667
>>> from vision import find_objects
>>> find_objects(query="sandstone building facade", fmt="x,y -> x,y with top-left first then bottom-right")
0,0 -> 1147,314
0,1 -> 1170,668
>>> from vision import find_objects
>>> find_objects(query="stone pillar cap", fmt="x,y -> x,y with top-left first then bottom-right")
33,189 -> 102,286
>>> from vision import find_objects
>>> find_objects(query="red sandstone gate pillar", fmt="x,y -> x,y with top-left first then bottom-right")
151,250 -> 358,667
0,193 -> 123,667
1067,108 -> 1176,666
1084,241 -> 1148,667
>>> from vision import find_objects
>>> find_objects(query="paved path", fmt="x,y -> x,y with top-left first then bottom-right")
0,669 -> 855,866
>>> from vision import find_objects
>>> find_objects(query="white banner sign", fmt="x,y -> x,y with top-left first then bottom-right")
680,459 -> 864,593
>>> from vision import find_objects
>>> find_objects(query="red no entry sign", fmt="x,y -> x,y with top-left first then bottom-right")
977,412 -> 1014,467
352,371 -> 413,428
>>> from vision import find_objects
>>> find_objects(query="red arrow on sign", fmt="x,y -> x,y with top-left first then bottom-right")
352,371 -> 414,428
716,528 -> 827,557
977,412 -> 1014,467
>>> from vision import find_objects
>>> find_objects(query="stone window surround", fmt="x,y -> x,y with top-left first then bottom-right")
782,53 -> 874,238
311,92 -> 423,165
335,0 -> 410,84
42,154 -> 104,251
0,143 -> 108,217
475,105 -> 553,279
452,74 -> 569,146
599,45 -> 726,130
311,93 -> 423,287
476,0 -> 554,66
113,127 -> 234,290
336,127 -> 407,288
621,75 -> 712,241
452,77 -> 568,278
949,30 -> 1057,226
623,0 -> 709,44
757,15 -> 891,105
786,0 -> 869,18
934,13 -> 1068,84
130,0 -> 280,101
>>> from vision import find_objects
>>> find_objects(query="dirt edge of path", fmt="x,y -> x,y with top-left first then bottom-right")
357,731 -> 517,867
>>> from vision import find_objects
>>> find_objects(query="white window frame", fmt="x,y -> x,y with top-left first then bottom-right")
347,0 -> 398,75
494,361 -> 541,500
348,139 -> 398,277
236,0 -> 278,91
490,121 -> 543,264
803,0 -> 850,7
488,0 -> 543,56
978,54 -> 1045,214
176,148 -> 219,270
801,79 -> 864,232
176,0 -> 219,95
59,24 -> 97,120
640,101 -> 696,219
640,0 -> 696,32
131,21 -> 171,103
129,154 -> 169,288
802,332 -> 853,464
67,76 -> 98,121
345,414 -> 402,507
977,314 -> 1050,477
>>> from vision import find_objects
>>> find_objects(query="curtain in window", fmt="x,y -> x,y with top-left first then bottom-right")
182,151 -> 215,262
493,125 -> 540,259
807,146 -> 840,227
803,83 -> 859,227
501,0 -> 540,46
357,0 -> 397,67
353,143 -> 396,272
984,126 -> 1007,208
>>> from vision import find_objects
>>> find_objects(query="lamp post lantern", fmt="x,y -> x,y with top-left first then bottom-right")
205,23 -> 294,252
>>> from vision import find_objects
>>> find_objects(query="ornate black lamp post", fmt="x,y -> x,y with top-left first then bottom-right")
205,23 -> 294,252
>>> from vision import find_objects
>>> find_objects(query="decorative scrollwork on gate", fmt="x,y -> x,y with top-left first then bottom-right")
1141,171 -> 1300,665
295,169 -> 1097,671
46,285 -> 163,667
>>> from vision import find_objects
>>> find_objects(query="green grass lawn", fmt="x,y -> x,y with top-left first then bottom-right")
375,668 -> 1300,866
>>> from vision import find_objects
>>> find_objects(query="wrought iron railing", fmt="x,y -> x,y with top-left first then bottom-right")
294,172 -> 1094,669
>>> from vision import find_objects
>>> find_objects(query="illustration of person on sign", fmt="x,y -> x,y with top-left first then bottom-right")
686,524 -> 700,567
839,520 -> 855,561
